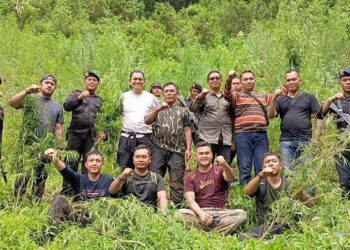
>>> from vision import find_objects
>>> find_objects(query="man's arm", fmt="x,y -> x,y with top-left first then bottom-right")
267,89 -> 282,119
184,191 -> 213,225
189,88 -> 209,112
144,103 -> 169,125
184,126 -> 192,162
321,92 -> 344,114
108,168 -> 133,194
8,85 -> 40,108
216,156 -> 235,182
63,91 -> 91,111
44,148 -> 66,171
245,167 -> 273,196
54,123 -> 63,140
157,190 -> 168,214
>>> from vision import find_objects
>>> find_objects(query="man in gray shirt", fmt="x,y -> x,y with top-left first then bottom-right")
189,70 -> 233,163
9,74 -> 64,200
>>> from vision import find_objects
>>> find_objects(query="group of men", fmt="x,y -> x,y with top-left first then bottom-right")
6,67 -> 350,239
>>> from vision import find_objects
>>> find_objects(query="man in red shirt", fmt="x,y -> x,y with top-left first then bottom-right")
179,141 -> 247,235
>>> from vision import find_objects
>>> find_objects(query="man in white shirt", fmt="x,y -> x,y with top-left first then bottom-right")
117,70 -> 159,169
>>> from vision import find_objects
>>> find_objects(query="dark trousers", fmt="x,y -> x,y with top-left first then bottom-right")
61,132 -> 94,195
335,146 -> 350,198
240,223 -> 287,240
151,146 -> 185,204
14,156 -> 49,201
211,142 -> 232,164
117,134 -> 153,169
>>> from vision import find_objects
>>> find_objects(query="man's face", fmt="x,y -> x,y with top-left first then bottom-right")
231,78 -> 241,92
163,85 -> 178,104
207,72 -> 222,90
284,72 -> 301,93
263,155 -> 282,176
190,88 -> 201,99
241,72 -> 256,91
133,149 -> 151,170
151,87 -> 162,97
340,76 -> 350,93
40,79 -> 57,97
85,76 -> 99,93
129,73 -> 145,93
85,154 -> 103,175
195,146 -> 213,167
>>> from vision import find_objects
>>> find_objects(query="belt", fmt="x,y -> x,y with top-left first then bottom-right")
121,132 -> 150,138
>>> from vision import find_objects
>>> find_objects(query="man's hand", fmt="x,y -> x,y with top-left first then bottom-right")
329,92 -> 344,102
78,90 -> 91,100
259,166 -> 274,178
199,212 -> 214,226
44,148 -> 60,162
273,88 -> 283,99
25,84 -> 40,94
227,70 -> 237,78
197,88 -> 209,99
158,102 -> 169,111
119,168 -> 133,180
215,156 -> 228,167
185,149 -> 191,162
96,132 -> 107,142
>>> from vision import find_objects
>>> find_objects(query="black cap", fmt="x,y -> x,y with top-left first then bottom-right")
340,68 -> 350,79
151,82 -> 163,89
190,83 -> 202,91
85,71 -> 100,82
40,74 -> 57,84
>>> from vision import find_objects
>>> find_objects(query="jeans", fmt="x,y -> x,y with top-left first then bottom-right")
280,140 -> 309,171
236,132 -> 269,184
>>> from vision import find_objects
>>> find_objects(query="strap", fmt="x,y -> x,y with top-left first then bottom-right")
281,91 -> 303,115
246,92 -> 269,126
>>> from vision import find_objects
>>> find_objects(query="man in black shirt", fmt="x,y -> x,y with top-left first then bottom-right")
62,71 -> 107,195
268,69 -> 321,170
321,67 -> 350,198
109,144 -> 168,214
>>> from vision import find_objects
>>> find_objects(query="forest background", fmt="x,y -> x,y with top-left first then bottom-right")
0,0 -> 350,249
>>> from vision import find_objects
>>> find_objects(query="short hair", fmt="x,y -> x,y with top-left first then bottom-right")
134,144 -> 151,156
207,70 -> 222,81
163,81 -> 179,92
262,152 -> 282,162
86,150 -> 104,162
129,70 -> 145,80
285,68 -> 300,77
240,70 -> 255,79
195,141 -> 212,150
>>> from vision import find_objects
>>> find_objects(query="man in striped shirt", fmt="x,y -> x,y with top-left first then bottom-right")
225,70 -> 272,184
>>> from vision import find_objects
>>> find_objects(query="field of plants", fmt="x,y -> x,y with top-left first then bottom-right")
1,0 -> 350,249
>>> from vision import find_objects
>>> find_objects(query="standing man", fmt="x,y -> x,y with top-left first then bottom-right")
62,71 -> 107,195
321,67 -> 350,198
179,141 -> 247,235
117,70 -> 159,169
109,145 -> 168,214
145,82 -> 192,205
267,69 -> 321,170
190,70 -> 233,164
185,83 -> 202,145
149,81 -> 163,100
225,70 -> 272,184
9,74 -> 64,199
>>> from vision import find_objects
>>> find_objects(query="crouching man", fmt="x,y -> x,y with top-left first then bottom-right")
109,145 -> 168,214
178,141 -> 247,235
44,148 -> 119,223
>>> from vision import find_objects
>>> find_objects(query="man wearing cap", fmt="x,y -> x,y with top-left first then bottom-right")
320,67 -> 350,198
9,74 -> 64,200
186,83 -> 202,144
267,69 -> 321,171
150,82 -> 163,100
62,71 -> 107,195
117,70 -> 159,169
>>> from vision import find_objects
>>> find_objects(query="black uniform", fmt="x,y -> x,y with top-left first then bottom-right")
62,90 -> 103,195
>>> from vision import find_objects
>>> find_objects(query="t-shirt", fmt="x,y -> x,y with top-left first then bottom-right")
184,165 -> 229,209
60,167 -> 114,201
275,92 -> 320,141
120,171 -> 166,207
253,177 -> 290,225
153,105 -> 191,153
233,91 -> 273,133
121,91 -> 159,134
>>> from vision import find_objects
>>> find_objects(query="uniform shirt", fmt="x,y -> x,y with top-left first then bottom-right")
327,96 -> 350,130
275,92 -> 320,141
153,105 -> 191,153
189,91 -> 233,146
232,91 -> 273,133
184,165 -> 229,209
60,167 -> 114,201
122,91 -> 159,134
63,90 -> 102,135
185,97 -> 200,134
120,171 -> 166,207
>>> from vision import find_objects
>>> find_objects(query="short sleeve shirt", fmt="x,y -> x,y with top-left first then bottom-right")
121,91 -> 159,134
275,92 -> 320,141
184,165 -> 229,209
153,105 -> 191,153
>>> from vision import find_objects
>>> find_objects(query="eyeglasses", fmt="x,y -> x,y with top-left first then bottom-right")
209,76 -> 221,81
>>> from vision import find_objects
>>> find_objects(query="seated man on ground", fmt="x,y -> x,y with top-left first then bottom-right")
109,144 -> 168,214
44,148 -> 119,223
179,141 -> 247,235
243,152 -> 312,239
